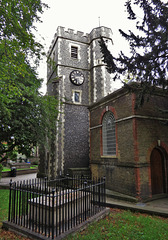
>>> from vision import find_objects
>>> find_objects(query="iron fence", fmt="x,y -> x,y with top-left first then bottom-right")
8,175 -> 106,239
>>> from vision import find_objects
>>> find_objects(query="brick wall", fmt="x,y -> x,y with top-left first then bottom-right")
89,85 -> 168,199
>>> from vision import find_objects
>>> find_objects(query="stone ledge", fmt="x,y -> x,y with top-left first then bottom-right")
67,168 -> 91,178
106,189 -> 138,203
105,199 -> 168,218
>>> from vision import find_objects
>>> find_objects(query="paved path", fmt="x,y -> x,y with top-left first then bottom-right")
106,196 -> 168,217
1,173 -> 168,217
0,173 -> 37,187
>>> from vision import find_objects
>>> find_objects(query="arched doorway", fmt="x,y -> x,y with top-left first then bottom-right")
150,148 -> 167,195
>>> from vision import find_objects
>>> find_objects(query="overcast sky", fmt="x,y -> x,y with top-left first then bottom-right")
36,0 -> 140,94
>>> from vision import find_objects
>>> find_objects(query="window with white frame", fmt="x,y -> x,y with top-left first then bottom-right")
102,111 -> 116,155
72,90 -> 82,103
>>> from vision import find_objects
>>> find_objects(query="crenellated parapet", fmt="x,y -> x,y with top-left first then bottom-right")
48,26 -> 89,56
47,26 -> 113,57
47,25 -> 114,103
89,26 -> 113,42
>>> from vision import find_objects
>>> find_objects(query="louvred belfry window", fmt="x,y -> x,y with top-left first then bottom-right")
102,111 -> 116,155
71,46 -> 78,58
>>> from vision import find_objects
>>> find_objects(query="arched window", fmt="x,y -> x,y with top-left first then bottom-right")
102,111 -> 116,155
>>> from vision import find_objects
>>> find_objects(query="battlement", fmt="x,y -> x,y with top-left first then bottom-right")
47,26 -> 113,56
48,26 -> 89,55
57,26 -> 89,38
89,26 -> 113,42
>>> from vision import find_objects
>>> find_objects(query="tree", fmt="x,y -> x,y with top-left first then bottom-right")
0,0 -> 59,162
99,0 -> 168,107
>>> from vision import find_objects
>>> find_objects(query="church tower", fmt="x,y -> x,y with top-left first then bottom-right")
45,26 -> 113,178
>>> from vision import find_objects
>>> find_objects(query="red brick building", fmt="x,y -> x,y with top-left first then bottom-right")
89,84 -> 168,200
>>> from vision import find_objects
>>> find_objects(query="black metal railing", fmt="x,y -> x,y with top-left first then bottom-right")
8,175 -> 106,239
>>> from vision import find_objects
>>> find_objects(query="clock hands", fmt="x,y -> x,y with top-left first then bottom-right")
70,70 -> 85,85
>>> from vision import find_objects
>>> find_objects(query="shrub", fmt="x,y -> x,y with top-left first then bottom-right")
31,161 -> 38,165
0,164 -> 3,179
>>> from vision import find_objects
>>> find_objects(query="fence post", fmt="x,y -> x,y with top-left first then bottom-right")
103,177 -> 106,207
44,177 -> 47,192
29,180 -> 32,230
66,174 -> 69,188
26,181 -> 28,223
98,178 -> 101,209
23,182 -> 26,227
48,188 -> 51,238
8,179 -> 12,222
55,189 -> 58,237
16,182 -> 19,224
92,178 -> 95,215
84,180 -> 87,220
35,183 -> 38,232
38,182 -> 41,233
52,188 -> 55,240
45,178 -> 47,236
32,185 -> 35,232
62,186 -> 65,233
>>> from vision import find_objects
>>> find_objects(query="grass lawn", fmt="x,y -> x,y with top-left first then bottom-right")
0,189 -> 9,224
66,209 -> 168,239
0,189 -> 31,240
2,166 -> 38,172
0,189 -> 168,239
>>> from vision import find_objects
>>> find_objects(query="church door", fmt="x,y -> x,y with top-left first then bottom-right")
150,148 -> 165,195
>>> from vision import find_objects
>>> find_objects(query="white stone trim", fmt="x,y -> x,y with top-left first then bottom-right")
116,115 -> 168,123
102,66 -> 106,96
93,68 -> 97,102
57,38 -> 62,63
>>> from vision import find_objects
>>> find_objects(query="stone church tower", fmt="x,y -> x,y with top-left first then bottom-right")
44,26 -> 114,178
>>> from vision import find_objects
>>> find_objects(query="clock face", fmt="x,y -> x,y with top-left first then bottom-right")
70,70 -> 85,86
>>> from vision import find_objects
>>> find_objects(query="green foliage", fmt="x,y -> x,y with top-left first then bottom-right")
0,89 -> 59,161
0,164 -> 3,178
0,0 -> 59,162
31,161 -> 39,165
99,0 -> 168,108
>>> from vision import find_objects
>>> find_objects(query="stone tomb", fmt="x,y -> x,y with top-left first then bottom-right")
29,189 -> 90,226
